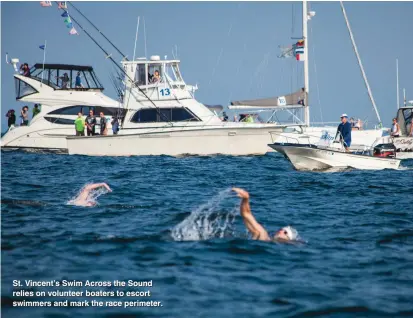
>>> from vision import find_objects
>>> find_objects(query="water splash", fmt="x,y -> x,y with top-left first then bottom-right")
66,184 -> 109,206
171,188 -> 237,241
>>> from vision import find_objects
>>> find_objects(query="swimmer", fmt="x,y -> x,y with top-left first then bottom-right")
232,187 -> 298,242
72,183 -> 112,207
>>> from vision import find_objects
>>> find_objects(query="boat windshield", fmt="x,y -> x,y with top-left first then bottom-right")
28,63 -> 104,91
134,62 -> 183,86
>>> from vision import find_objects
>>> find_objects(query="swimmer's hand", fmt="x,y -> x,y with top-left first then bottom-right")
232,187 -> 249,199
102,183 -> 112,192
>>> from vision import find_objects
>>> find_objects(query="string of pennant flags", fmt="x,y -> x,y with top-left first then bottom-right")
39,1 -> 79,35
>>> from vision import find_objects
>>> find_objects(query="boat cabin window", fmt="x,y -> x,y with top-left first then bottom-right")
148,65 -> 162,84
163,63 -> 183,83
402,108 -> 412,124
28,64 -> 104,91
135,64 -> 146,86
14,77 -> 38,99
131,108 -> 200,123
44,117 -> 75,125
48,106 -> 126,118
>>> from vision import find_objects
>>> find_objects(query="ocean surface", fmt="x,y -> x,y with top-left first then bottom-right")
1,151 -> 413,318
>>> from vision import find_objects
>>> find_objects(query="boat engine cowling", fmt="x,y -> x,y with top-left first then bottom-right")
373,143 -> 397,158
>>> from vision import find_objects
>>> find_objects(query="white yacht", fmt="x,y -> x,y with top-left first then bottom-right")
1,63 -> 120,152
2,57 -> 306,155
66,56 -> 305,156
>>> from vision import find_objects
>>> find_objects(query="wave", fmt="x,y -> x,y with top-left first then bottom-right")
170,188 -> 237,241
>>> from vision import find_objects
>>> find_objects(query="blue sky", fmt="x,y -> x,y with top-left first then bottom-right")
1,1 -> 412,130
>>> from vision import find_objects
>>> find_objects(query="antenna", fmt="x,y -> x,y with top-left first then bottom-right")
403,88 -> 406,107
143,16 -> 147,58
132,16 -> 140,62
396,59 -> 400,109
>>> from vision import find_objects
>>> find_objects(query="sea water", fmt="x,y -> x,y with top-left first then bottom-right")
1,152 -> 413,317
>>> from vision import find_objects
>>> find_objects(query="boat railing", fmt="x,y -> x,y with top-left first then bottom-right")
269,131 -> 311,144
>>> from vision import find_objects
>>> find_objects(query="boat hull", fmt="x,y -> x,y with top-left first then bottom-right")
67,127 -> 283,156
272,127 -> 384,152
269,143 -> 401,171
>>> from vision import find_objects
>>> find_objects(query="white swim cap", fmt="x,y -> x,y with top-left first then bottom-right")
282,226 -> 298,240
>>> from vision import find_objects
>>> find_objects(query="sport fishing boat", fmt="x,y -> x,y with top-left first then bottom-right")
66,55 -> 306,156
1,58 -> 303,155
372,106 -> 413,159
1,62 -> 120,152
269,138 -> 401,171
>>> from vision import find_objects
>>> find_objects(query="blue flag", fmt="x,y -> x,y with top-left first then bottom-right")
61,11 -> 68,18
39,45 -> 45,50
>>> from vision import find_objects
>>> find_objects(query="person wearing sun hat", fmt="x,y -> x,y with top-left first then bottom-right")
336,113 -> 352,151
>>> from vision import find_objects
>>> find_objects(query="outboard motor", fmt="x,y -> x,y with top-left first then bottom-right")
373,143 -> 397,158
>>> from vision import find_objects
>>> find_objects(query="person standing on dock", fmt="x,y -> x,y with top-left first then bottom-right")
336,114 -> 352,151
85,109 -> 97,136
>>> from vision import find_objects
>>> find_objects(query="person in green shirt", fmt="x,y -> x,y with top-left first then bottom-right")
74,112 -> 85,136
245,114 -> 254,123
32,104 -> 41,117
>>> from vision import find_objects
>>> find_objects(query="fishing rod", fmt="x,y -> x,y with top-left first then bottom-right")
55,4 -> 173,126
67,1 -> 128,61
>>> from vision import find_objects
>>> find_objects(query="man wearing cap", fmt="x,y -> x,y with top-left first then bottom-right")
336,114 -> 352,151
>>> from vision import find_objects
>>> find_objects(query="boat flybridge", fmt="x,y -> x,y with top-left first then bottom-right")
1,62 -> 120,151
66,55 -> 308,156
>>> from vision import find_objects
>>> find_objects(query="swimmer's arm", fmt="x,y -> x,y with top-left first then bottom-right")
85,183 -> 112,192
232,188 -> 270,240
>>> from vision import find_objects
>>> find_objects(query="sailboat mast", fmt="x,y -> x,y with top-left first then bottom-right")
303,0 -> 310,126
340,1 -> 382,125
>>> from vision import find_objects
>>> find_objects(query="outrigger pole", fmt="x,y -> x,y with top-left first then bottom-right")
67,1 -> 128,61
55,3 -> 173,126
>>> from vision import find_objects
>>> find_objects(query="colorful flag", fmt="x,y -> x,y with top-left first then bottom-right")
61,11 -> 68,18
40,1 -> 52,7
296,39 -> 304,47
69,27 -> 79,35
58,2 -> 67,9
39,45 -> 45,50
64,17 -> 72,24
294,40 -> 305,61
66,22 -> 73,29
296,52 -> 306,61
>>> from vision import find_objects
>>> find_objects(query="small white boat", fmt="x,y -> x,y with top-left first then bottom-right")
269,139 -> 401,171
